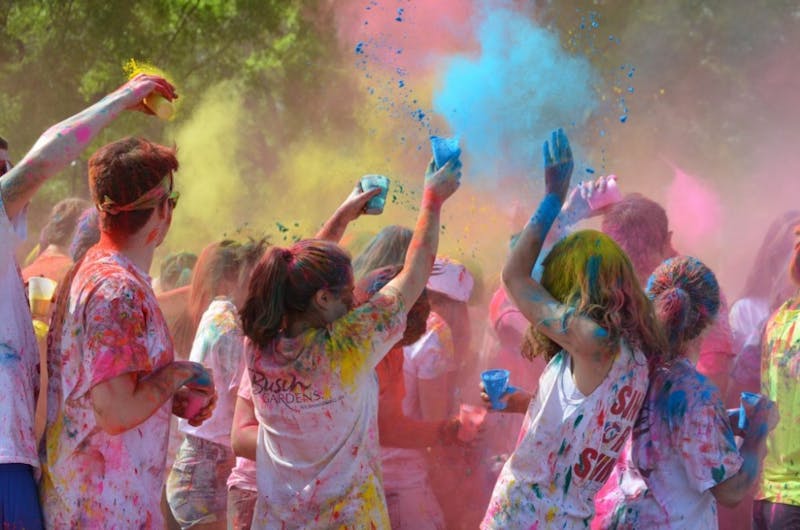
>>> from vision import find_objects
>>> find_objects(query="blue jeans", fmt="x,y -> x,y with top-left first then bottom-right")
753,499 -> 800,530
0,463 -> 43,530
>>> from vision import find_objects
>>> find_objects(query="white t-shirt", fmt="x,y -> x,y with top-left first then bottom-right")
593,359 -> 742,529
0,197 -> 39,468
41,246 -> 173,529
482,342 -> 649,530
247,288 -> 406,529
180,298 -> 245,445
382,312 -> 456,489
227,369 -> 256,492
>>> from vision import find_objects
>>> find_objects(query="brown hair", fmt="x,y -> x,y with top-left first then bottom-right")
88,137 -> 178,236
40,197 -> 91,248
241,239 -> 352,348
172,237 -> 269,359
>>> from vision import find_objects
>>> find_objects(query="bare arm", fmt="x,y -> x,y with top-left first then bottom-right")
90,360 -> 208,435
0,74 -> 176,219
231,396 -> 259,461
315,185 -> 381,243
385,159 -> 461,308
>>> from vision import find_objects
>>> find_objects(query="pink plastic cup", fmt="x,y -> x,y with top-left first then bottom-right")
458,404 -> 487,442
587,175 -> 622,211
183,389 -> 212,421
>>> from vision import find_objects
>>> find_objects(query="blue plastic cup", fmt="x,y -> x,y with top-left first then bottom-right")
360,175 -> 390,215
430,135 -> 461,170
739,391 -> 761,431
481,369 -> 516,411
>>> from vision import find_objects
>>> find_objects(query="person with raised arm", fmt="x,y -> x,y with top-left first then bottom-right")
232,156 -> 461,529
40,77 -> 220,528
481,129 -> 666,529
0,75 -> 175,529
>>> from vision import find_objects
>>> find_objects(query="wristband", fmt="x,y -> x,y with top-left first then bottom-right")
422,188 -> 444,210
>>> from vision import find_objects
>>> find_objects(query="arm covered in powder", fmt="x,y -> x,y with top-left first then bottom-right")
91,361 -> 213,435
711,398 -> 778,506
384,158 -> 461,309
502,130 -> 612,387
0,74 -> 176,220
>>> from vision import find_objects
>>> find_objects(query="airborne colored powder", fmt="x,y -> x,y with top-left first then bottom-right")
664,162 -> 723,251
433,4 -> 598,180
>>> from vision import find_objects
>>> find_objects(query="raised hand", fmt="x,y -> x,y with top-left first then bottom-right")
424,157 -> 462,205
116,73 -> 178,115
543,128 -> 573,202
340,184 -> 382,221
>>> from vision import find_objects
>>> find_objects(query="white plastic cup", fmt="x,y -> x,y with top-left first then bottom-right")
28,276 -> 57,317
360,175 -> 390,215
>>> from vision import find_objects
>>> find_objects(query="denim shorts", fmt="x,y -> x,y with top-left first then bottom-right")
166,435 -> 235,528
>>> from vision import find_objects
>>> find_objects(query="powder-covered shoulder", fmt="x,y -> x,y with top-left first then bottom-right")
369,285 -> 406,314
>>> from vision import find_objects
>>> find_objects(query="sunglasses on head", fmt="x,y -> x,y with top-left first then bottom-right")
167,189 -> 180,210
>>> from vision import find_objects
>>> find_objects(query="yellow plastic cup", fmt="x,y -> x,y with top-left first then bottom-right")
143,93 -> 174,120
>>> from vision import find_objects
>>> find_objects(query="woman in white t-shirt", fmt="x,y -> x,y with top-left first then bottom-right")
482,129 -> 667,530
231,157 -> 461,529
166,239 -> 265,529
593,256 -> 778,529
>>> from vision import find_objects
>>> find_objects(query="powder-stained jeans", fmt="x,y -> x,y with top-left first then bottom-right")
227,487 -> 257,530
753,499 -> 800,530
166,435 -> 234,528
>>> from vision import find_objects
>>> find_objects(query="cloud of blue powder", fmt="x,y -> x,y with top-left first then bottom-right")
432,5 -> 599,181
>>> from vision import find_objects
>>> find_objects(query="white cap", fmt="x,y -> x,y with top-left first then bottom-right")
427,257 -> 474,302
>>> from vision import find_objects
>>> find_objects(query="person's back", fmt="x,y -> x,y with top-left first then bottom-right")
594,256 -> 775,530
245,282 -> 406,528
43,245 -> 174,526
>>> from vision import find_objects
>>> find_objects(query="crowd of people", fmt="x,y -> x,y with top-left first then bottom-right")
1,75 -> 798,530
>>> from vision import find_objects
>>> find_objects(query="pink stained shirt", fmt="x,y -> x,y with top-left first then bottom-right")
41,245 -> 174,529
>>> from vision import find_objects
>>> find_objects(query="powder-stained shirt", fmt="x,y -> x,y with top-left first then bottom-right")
0,197 -> 39,469
41,245 -> 174,529
382,312 -> 456,490
482,342 -> 649,530
593,359 -> 742,529
180,298 -> 245,445
248,287 -> 406,529
758,300 -> 800,506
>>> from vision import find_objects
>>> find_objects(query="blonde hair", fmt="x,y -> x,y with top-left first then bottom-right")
522,230 -> 667,371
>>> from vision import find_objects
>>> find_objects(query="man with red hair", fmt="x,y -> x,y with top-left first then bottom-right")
38,82 -> 217,528
0,75 -> 184,529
